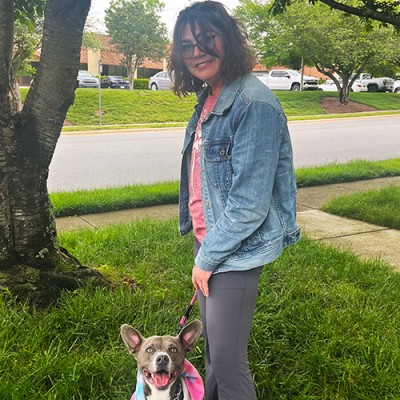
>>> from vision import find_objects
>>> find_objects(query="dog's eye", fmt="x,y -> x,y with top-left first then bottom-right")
146,347 -> 154,353
170,347 -> 177,353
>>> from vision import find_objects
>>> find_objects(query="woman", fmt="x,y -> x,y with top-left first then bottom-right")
168,2 -> 301,399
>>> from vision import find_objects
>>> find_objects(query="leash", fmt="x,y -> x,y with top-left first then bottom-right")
177,290 -> 198,335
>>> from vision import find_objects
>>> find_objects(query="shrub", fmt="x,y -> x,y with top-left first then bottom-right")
134,78 -> 149,90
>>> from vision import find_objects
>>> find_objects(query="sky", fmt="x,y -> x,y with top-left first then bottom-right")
88,0 -> 239,37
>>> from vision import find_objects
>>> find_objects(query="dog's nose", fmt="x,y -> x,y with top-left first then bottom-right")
156,354 -> 169,367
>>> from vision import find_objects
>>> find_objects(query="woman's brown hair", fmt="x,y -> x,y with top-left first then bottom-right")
168,1 -> 255,96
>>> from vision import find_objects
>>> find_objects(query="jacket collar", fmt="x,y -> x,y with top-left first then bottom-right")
196,74 -> 248,116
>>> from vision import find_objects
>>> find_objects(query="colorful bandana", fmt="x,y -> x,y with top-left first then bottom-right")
131,358 -> 204,400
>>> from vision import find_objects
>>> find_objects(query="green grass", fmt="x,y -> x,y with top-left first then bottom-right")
65,90 -> 400,126
68,89 -> 198,126
51,181 -> 179,217
50,158 -> 400,217
2,219 -> 400,398
322,184 -> 400,230
278,91 -> 400,116
295,158 -> 400,188
351,91 -> 400,110
19,88 -> 400,129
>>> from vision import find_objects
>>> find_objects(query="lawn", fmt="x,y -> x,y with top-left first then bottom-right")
50,158 -> 400,217
19,88 -> 400,128
3,156 -> 400,398
322,184 -> 400,230
1,219 -> 400,398
4,95 -> 400,398
67,90 -> 400,126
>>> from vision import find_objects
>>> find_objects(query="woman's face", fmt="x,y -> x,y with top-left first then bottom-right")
180,23 -> 225,95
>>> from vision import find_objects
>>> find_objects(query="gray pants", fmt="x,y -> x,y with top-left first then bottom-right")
195,240 -> 262,400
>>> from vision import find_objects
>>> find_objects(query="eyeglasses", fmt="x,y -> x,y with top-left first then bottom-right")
181,34 -> 219,60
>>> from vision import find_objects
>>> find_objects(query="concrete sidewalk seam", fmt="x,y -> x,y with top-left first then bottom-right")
310,227 -> 389,241
77,216 -> 99,230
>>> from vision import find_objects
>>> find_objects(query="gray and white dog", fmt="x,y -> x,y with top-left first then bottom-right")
121,320 -> 203,400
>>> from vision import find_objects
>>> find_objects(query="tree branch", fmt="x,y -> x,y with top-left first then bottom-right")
319,0 -> 400,27
21,0 -> 91,166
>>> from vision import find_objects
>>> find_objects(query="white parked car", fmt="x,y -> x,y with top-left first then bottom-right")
77,70 -> 99,88
393,80 -> 400,93
149,71 -> 172,90
318,79 -> 367,93
256,69 -> 319,91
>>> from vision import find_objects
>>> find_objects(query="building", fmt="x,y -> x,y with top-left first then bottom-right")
79,35 -> 165,78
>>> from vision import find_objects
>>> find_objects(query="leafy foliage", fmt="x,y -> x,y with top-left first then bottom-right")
105,0 -> 169,88
6,0 -> 45,79
82,17 -> 107,51
12,19 -> 43,79
14,0 -> 45,27
237,0 -> 398,103
271,0 -> 400,28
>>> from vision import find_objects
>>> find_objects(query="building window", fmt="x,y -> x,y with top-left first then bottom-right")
137,67 -> 162,78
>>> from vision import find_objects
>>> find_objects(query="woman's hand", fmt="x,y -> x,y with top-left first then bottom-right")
192,266 -> 212,297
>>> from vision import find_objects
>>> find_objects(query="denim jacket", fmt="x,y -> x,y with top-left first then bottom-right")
179,73 -> 301,273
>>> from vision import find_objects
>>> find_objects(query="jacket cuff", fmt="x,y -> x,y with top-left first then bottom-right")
194,250 -> 217,273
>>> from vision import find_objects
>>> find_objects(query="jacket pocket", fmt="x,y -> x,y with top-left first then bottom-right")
204,140 -> 232,190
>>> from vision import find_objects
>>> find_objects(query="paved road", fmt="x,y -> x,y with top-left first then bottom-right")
291,115 -> 400,167
48,115 -> 400,192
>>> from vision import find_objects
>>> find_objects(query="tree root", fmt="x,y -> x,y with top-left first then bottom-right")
0,249 -> 110,310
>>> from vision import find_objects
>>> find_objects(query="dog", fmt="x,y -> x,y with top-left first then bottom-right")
121,319 -> 204,400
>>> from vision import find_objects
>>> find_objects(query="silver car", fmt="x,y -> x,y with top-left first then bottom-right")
149,71 -> 172,90
77,70 -> 99,88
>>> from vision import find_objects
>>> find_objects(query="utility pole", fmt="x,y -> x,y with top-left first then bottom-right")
98,59 -> 102,125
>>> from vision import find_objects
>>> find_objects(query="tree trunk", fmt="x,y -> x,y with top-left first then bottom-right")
339,75 -> 353,105
0,0 -> 108,307
127,53 -> 135,90
339,86 -> 350,104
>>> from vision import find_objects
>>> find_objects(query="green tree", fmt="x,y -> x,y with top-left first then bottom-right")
238,0 -> 397,104
236,0 -> 314,70
12,18 -> 42,80
271,0 -> 400,29
82,16 -> 105,51
1,0 -> 105,307
105,0 -> 169,88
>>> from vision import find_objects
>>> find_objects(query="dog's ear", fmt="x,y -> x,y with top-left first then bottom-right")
179,319 -> 202,353
120,324 -> 144,355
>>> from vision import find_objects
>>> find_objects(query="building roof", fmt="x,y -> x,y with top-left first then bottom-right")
80,34 -> 164,69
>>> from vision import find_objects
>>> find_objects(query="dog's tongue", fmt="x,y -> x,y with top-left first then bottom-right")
154,371 -> 170,388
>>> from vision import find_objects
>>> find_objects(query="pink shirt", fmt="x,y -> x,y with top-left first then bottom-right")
189,94 -> 218,242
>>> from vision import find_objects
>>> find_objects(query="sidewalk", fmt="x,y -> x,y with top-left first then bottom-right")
56,176 -> 400,270
296,176 -> 400,270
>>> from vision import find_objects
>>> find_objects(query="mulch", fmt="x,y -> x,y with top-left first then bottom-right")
319,97 -> 378,114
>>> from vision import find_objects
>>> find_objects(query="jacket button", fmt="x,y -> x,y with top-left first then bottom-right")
219,149 -> 225,156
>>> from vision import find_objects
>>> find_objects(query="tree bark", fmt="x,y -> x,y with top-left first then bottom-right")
339,87 -> 349,104
1,0 -> 91,267
0,0 -> 110,307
